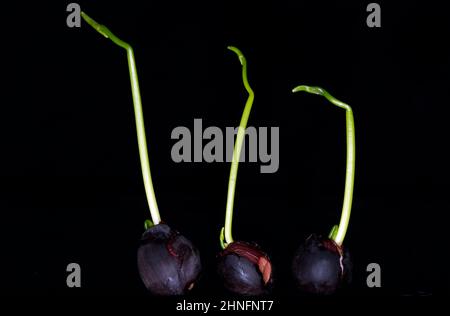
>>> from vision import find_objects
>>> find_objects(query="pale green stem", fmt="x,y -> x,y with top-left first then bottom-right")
292,85 -> 355,246
221,46 -> 255,248
81,12 -> 161,225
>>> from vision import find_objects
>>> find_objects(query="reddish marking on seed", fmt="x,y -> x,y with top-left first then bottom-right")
223,241 -> 272,283
167,241 -> 179,258
225,242 -> 261,264
322,238 -> 345,277
258,257 -> 272,284
323,239 -> 343,257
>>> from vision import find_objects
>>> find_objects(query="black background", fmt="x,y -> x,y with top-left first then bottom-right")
1,0 -> 448,302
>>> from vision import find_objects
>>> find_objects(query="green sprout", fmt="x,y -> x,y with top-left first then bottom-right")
220,46 -> 255,249
292,86 -> 355,246
81,12 -> 161,226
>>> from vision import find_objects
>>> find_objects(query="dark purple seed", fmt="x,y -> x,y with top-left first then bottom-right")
217,241 -> 272,295
137,223 -> 201,295
292,234 -> 352,295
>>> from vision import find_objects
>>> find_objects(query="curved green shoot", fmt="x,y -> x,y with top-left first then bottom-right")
81,12 -> 161,225
219,227 -> 226,249
144,219 -> 154,230
292,85 -> 355,246
221,46 -> 255,249
328,224 -> 338,239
